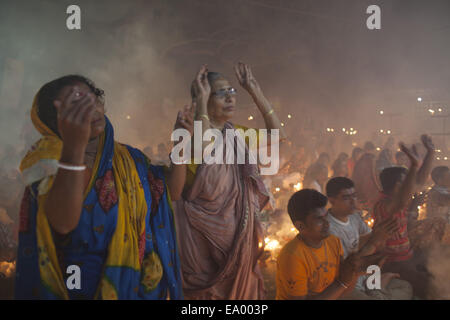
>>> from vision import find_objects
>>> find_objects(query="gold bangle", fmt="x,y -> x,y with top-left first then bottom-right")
198,114 -> 210,121
264,109 -> 274,117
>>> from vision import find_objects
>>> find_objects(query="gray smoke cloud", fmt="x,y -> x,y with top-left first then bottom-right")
0,0 -> 449,166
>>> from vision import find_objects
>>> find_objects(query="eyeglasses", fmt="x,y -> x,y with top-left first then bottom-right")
211,87 -> 237,98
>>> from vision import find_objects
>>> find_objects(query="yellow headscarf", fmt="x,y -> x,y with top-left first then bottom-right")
20,95 -> 162,299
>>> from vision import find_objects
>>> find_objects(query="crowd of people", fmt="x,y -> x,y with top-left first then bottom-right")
274,135 -> 450,299
0,62 -> 449,300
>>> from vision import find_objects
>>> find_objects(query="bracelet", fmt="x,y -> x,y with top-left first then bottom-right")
198,114 -> 210,121
336,278 -> 349,289
263,109 -> 274,117
58,162 -> 86,171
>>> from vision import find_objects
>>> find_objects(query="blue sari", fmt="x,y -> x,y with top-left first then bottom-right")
15,117 -> 183,299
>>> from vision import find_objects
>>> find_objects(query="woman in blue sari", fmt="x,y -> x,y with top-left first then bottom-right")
15,75 -> 192,299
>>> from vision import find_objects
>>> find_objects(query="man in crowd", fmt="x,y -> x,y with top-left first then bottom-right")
276,189 -> 385,300
326,177 -> 413,299
427,166 -> 450,223
373,135 -> 436,299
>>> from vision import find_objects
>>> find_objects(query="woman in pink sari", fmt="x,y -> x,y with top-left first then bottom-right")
174,63 -> 286,299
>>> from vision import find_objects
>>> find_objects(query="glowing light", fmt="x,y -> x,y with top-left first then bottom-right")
352,142 -> 357,147
380,110 -> 384,115
436,149 -> 442,153
288,114 -> 292,119
342,128 -> 346,132
417,97 -> 422,102
275,187 -> 280,192
366,218 -> 375,227
429,109 -> 435,115
376,147 -> 381,151
445,157 -> 448,160
248,115 -> 254,120
0,261 -> 15,278
290,228 -> 296,232
258,241 -> 263,248
437,157 -> 441,160
281,122 -> 285,127
439,108 -> 443,112
126,115 -> 131,120
331,128 -> 334,132
327,128 -> 331,132
387,130 -> 391,134
265,238 -> 281,251
293,182 -> 302,191
380,129 -> 384,133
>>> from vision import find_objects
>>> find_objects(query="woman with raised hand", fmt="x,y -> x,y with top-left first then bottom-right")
174,62 -> 287,299
15,75 -> 193,299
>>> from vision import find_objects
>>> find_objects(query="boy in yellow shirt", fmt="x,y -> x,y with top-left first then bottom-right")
276,189 -> 385,300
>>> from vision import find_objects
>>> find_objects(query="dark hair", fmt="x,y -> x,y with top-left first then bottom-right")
287,189 -> 328,223
326,177 -> 354,197
190,71 -> 226,99
379,166 -> 408,194
352,147 -> 363,160
337,152 -> 349,162
318,152 -> 330,162
364,141 -> 375,152
431,166 -> 449,184
36,75 -> 104,136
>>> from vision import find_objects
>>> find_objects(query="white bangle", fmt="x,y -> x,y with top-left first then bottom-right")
58,162 -> 86,171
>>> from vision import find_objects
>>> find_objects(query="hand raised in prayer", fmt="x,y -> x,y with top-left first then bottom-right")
399,143 -> 420,168
53,86 -> 97,151
366,217 -> 398,251
193,64 -> 211,106
421,134 -> 435,153
234,62 -> 261,96
174,103 -> 194,136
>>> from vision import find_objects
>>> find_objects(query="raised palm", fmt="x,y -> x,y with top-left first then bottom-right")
399,143 -> 420,167
421,134 -> 435,152
234,62 -> 260,94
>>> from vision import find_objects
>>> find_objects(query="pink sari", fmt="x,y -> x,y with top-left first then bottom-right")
174,122 -> 269,299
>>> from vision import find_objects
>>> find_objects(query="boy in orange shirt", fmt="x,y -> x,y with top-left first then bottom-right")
276,189 -> 384,300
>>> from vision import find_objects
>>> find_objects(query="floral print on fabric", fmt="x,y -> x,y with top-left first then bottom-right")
147,170 -> 164,213
95,169 -> 118,213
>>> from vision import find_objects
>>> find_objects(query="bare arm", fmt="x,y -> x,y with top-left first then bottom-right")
385,143 -> 420,216
234,62 -> 287,142
166,104 -> 194,201
45,87 -> 97,235
192,65 -> 213,152
416,135 -> 435,186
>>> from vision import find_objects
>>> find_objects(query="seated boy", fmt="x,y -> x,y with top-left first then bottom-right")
276,189 -> 384,300
326,177 -> 412,299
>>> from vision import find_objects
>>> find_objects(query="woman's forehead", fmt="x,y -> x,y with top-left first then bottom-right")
211,79 -> 231,90
57,82 -> 91,97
